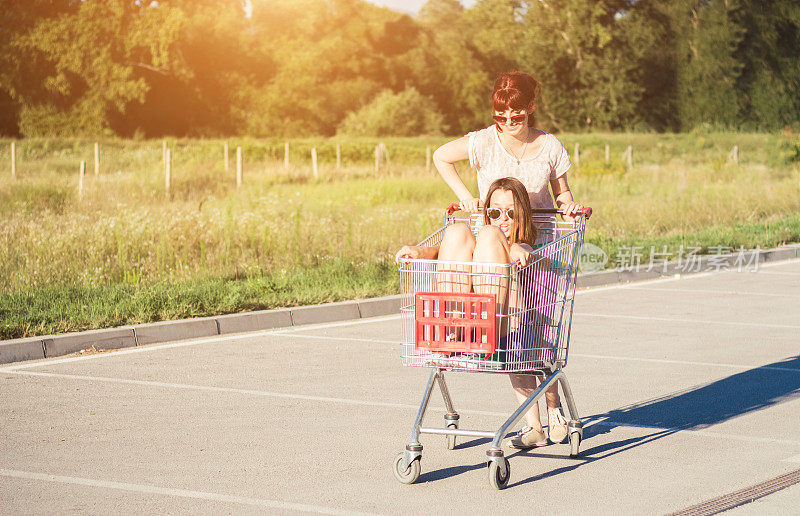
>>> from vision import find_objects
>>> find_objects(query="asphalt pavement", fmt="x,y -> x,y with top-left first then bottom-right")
2,259 -> 799,514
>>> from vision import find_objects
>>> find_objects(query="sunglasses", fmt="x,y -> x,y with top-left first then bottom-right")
486,207 -> 515,220
492,114 -> 526,126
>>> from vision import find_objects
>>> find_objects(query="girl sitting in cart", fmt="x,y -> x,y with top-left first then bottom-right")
397,70 -> 586,449
396,176 -> 564,449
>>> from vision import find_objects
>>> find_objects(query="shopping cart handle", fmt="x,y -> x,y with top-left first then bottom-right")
449,203 -> 592,218
539,206 -> 593,219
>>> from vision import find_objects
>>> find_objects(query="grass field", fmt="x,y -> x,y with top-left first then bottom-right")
1,133 -> 799,339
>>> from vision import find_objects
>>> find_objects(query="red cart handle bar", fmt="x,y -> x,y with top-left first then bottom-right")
446,202 -> 592,219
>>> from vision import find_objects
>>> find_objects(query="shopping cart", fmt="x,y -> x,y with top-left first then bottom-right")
393,203 -> 591,489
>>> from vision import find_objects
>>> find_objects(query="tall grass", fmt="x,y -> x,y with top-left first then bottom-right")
1,134 -> 798,339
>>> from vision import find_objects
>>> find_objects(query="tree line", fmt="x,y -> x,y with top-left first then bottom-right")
1,0 -> 798,138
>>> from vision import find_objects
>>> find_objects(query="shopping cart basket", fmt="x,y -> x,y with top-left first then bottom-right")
393,203 -> 591,489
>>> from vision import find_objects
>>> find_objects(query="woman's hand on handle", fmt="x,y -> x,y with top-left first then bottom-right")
559,201 -> 585,221
458,197 -> 482,213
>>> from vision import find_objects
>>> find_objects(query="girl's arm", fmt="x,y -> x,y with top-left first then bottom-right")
395,245 -> 439,264
550,175 -> 584,221
433,136 -> 481,212
515,244 -> 553,270
509,243 -> 534,267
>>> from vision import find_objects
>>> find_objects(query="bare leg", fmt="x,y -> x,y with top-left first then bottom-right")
437,224 -> 475,333
545,384 -> 561,409
471,226 -> 511,336
509,373 -> 543,431
437,223 -> 474,293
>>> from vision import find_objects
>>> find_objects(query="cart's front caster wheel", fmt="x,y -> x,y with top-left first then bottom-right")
569,431 -> 581,458
446,423 -> 458,450
488,457 -> 510,490
393,453 -> 421,484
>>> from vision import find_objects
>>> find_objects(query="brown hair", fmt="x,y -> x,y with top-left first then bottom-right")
492,71 -> 541,130
483,177 -> 537,246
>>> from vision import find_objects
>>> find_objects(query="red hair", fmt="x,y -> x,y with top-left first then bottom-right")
492,71 -> 541,129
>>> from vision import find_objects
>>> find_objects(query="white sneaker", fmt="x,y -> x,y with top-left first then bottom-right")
548,406 -> 568,443
508,426 -> 548,449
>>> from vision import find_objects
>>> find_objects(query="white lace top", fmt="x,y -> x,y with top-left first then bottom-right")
466,125 -> 571,209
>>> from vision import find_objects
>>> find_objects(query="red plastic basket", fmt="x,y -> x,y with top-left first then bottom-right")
414,292 -> 497,355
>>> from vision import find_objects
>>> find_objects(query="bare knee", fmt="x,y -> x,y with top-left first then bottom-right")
473,226 -> 510,261
439,223 -> 475,260
442,223 -> 474,246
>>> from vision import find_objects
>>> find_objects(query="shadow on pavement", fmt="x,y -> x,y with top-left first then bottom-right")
421,356 -> 800,486
585,354 -> 800,432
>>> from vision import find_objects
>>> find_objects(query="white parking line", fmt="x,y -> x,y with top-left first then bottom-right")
591,421 -> 800,447
280,314 -> 401,333
3,369 -> 419,410
574,312 -> 800,330
570,353 -> 800,373
0,369 -> 509,418
627,287 -> 800,298
264,333 -> 800,373
0,468 -> 377,515
271,333 -> 399,344
0,336 -> 242,372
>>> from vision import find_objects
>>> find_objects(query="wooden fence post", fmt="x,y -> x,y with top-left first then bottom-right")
78,161 -> 85,199
165,148 -> 171,193
380,142 -> 390,168
224,142 -> 229,172
426,146 -> 431,172
311,147 -> 318,179
624,145 -> 633,171
375,144 -> 380,174
94,142 -> 100,176
573,142 -> 580,168
284,141 -> 290,170
162,140 -> 167,175
605,144 -> 610,162
236,146 -> 242,188
10,141 -> 15,178
336,143 -> 341,169
728,145 -> 739,164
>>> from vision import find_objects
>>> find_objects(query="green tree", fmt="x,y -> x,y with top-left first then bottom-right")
337,87 -> 445,136
623,0 -> 681,131
675,0 -> 745,130
118,0 -> 266,137
240,0 -> 400,136
4,0 -> 187,137
733,0 -> 800,130
0,0 -> 77,136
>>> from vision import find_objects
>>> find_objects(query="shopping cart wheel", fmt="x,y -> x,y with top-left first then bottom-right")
393,453 -> 421,484
446,423 -> 458,450
569,431 -> 581,457
487,457 -> 510,490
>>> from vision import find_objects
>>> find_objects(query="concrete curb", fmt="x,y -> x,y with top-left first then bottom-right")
1,246 -> 797,365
